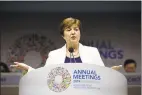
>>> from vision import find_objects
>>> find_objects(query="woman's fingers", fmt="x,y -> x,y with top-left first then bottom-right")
10,64 -> 18,68
14,62 -> 19,65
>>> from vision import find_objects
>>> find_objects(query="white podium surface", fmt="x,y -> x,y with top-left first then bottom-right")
19,64 -> 128,95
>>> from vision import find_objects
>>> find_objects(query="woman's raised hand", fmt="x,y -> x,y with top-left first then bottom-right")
10,62 -> 30,72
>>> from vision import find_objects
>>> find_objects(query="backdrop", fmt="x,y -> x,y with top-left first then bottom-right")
1,12 -> 140,73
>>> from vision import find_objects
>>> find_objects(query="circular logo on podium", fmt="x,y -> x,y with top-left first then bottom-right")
47,67 -> 71,92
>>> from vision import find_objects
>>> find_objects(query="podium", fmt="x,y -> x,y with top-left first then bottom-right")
19,64 -> 128,95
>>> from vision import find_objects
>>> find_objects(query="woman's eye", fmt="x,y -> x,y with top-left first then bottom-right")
66,28 -> 71,31
74,28 -> 79,31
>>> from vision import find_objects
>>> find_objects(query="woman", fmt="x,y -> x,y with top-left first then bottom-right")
11,17 -> 121,72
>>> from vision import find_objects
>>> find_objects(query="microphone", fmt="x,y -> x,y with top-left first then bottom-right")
68,47 -> 74,53
68,47 -> 76,63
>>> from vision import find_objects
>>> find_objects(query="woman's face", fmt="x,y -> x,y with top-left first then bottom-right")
63,24 -> 81,45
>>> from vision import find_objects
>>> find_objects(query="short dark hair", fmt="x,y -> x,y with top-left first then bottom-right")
124,59 -> 137,68
0,62 -> 10,72
59,17 -> 82,36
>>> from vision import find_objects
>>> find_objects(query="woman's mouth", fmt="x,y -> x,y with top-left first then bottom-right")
71,36 -> 76,39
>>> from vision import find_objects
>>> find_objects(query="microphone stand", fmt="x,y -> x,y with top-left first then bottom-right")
68,47 -> 76,63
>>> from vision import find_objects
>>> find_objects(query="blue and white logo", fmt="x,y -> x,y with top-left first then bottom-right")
72,69 -> 101,90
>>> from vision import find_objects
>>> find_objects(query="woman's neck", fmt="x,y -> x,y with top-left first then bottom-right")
66,42 -> 79,52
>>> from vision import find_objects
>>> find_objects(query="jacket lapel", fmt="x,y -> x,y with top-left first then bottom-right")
59,44 -> 66,64
79,43 -> 86,63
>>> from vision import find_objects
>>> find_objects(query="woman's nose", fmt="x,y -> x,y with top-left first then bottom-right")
71,30 -> 75,34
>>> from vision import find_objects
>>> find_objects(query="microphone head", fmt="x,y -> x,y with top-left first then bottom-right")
68,47 -> 74,53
